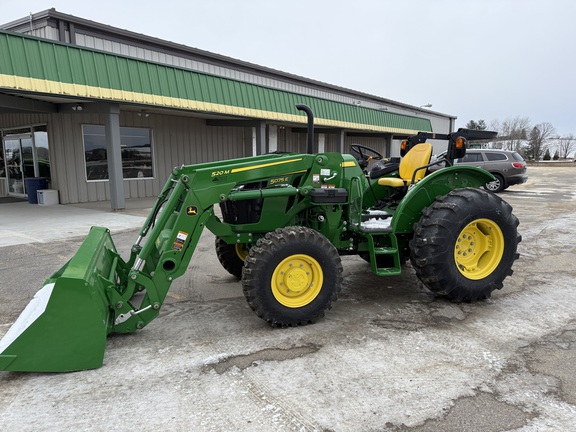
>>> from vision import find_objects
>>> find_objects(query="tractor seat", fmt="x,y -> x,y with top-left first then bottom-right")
377,143 -> 433,187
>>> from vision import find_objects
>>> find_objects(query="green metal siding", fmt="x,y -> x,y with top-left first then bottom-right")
0,31 -> 432,133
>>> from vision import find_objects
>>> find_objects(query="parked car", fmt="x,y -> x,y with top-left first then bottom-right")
429,149 -> 528,192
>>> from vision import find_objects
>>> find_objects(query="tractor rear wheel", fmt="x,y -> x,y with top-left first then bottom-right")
215,237 -> 250,279
410,188 -> 521,302
242,226 -> 343,327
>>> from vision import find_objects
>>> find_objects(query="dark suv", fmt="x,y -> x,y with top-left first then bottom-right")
430,149 -> 528,192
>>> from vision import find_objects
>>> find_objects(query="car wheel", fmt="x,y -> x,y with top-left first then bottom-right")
484,173 -> 505,193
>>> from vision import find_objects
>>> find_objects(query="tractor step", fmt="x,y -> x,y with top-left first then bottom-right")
365,233 -> 402,276
374,247 -> 398,254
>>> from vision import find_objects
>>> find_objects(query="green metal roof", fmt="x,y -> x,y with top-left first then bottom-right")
0,30 -> 432,134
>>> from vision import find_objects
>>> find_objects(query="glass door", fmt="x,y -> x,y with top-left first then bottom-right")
2,126 -> 50,198
5,136 -> 27,196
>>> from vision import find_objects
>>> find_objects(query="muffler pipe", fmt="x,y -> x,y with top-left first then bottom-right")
296,104 -> 314,154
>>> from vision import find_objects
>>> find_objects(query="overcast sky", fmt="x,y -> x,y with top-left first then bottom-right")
3,1 -> 575,135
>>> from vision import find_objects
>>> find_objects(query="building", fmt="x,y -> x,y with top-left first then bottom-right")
0,8 -> 455,209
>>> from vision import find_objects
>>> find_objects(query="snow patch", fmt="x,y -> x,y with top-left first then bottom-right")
203,352 -> 231,365
361,217 -> 392,230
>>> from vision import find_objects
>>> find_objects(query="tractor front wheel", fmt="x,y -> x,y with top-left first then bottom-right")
410,188 -> 521,302
242,226 -> 343,326
215,237 -> 250,279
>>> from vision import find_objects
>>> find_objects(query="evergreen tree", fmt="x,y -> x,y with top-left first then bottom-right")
553,150 -> 559,160
525,127 -> 539,160
465,120 -> 487,130
543,148 -> 551,160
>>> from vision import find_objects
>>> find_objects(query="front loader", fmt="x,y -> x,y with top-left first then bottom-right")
0,105 -> 520,372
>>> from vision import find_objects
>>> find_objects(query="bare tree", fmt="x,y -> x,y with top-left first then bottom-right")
488,119 -> 503,148
489,117 -> 531,151
525,122 -> 557,160
537,122 -> 556,141
555,134 -> 576,159
498,117 -> 531,152
488,119 -> 501,131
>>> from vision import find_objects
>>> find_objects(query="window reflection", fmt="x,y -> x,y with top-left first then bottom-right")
82,125 -> 154,181
34,126 -> 51,179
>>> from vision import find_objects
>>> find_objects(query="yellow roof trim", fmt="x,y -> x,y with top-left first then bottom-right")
0,74 -> 420,135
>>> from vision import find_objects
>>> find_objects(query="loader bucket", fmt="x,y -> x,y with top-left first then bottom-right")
0,227 -> 121,372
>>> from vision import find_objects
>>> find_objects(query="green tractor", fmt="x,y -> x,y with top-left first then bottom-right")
0,105 -> 520,372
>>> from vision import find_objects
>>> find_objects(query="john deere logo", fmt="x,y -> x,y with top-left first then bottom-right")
186,206 -> 198,216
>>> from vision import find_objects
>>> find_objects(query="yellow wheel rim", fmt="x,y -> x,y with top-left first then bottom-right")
271,254 -> 323,308
235,243 -> 249,262
454,218 -> 504,280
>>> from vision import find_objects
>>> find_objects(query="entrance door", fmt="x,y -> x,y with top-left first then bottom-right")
2,127 -> 50,197
5,136 -> 28,196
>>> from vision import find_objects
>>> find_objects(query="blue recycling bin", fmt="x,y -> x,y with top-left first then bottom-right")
25,177 -> 48,204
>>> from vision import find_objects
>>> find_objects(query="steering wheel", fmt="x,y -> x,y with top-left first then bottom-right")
350,144 -> 383,170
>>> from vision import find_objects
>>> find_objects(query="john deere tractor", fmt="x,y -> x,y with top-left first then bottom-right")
0,105 -> 520,372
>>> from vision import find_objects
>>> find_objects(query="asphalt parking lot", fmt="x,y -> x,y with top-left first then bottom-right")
1,166 -> 575,431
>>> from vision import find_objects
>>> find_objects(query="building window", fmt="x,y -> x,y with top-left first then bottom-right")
83,125 -> 154,181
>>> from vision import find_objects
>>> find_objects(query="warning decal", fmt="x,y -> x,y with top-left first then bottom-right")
172,231 -> 189,251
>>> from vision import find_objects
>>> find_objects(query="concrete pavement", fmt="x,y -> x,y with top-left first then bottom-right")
0,198 -> 152,247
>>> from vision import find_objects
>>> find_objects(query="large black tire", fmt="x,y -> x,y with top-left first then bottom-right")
409,188 -> 521,302
215,237 -> 250,279
242,226 -> 343,327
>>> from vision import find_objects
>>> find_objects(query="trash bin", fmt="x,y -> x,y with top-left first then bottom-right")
24,177 -> 48,204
